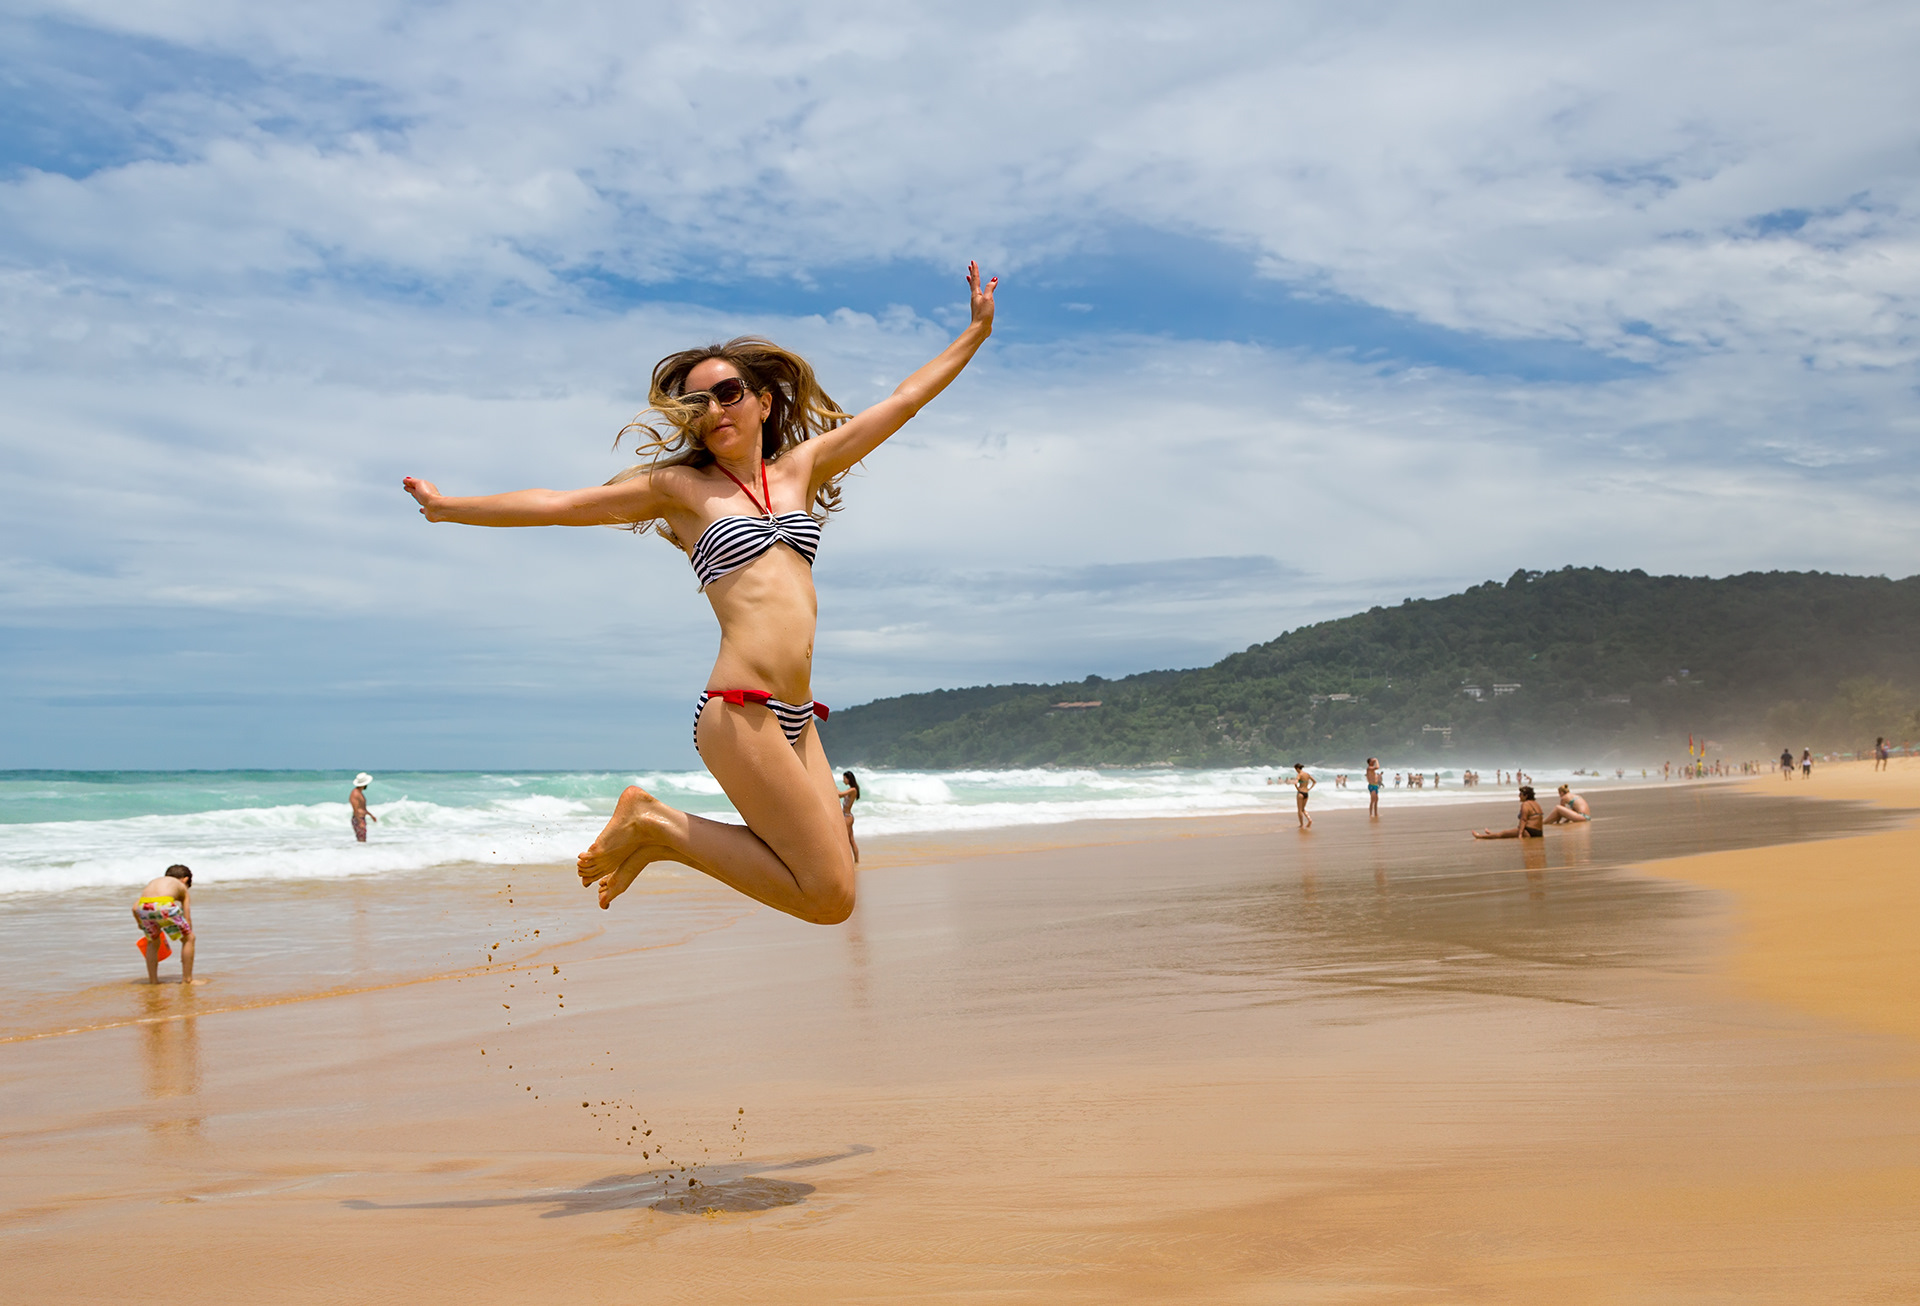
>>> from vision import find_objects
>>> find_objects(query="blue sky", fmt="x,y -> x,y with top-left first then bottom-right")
3,1 -> 1917,768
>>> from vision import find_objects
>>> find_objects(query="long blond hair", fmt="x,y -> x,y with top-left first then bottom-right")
609,337 -> 851,549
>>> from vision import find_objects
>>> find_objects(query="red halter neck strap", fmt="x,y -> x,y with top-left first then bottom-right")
715,460 -> 771,518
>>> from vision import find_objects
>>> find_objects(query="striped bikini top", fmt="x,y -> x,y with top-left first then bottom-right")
687,460 -> 822,590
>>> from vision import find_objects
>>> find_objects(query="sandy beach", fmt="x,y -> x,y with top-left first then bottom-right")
5,768 -> 1918,1303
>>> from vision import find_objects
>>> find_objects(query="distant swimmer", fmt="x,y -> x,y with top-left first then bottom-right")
837,770 -> 861,864
132,864 -> 196,985
1292,763 -> 1316,829
1366,757 -> 1383,818
349,773 -> 378,842
1473,786 -> 1544,840
1545,784 -> 1591,824
406,264 -> 999,924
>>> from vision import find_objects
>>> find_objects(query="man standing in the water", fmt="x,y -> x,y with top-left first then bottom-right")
350,773 -> 378,842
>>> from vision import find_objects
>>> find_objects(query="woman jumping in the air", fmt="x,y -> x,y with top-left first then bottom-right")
404,264 -> 997,925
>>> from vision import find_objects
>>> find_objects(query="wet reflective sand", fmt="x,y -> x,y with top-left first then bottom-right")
5,776 -> 1918,1302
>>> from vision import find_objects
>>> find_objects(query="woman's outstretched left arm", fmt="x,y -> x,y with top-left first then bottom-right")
803,262 -> 997,489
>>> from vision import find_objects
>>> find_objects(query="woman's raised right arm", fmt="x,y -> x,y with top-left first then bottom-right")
403,474 -> 670,528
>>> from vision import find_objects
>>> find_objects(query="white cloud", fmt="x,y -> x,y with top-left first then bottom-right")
7,1 -> 1916,363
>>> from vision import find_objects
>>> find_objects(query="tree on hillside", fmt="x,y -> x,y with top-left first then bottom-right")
820,569 -> 1920,767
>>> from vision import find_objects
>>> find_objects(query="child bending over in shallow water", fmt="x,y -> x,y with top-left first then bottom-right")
405,265 -> 997,925
133,864 -> 196,984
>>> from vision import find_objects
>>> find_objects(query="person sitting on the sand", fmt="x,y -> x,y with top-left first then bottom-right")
133,864 -> 195,985
1472,786 -> 1544,840
1545,784 -> 1591,824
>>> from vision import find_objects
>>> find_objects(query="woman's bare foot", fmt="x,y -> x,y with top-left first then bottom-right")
588,843 -> 672,909
578,786 -> 681,888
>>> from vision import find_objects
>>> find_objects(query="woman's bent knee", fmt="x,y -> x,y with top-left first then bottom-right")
804,889 -> 855,926
797,852 -> 856,925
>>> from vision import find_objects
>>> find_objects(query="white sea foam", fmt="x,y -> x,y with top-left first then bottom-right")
0,764 -> 1667,895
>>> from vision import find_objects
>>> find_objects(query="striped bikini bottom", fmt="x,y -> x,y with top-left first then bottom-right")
695,689 -> 830,748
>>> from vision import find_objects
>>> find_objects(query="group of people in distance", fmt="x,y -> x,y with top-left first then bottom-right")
1268,758 -> 1593,840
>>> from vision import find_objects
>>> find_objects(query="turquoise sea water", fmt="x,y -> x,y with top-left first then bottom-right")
0,764 -> 1645,895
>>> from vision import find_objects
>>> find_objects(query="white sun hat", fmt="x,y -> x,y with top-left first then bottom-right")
353,773 -> 373,788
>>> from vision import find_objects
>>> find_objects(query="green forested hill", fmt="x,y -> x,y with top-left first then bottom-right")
818,568 -> 1920,767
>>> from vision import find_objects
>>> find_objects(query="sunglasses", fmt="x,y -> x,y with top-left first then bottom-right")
682,376 -> 756,409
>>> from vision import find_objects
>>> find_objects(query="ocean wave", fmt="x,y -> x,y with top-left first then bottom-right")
0,764 -> 1659,895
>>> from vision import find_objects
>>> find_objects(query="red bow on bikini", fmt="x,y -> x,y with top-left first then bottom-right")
710,689 -> 829,720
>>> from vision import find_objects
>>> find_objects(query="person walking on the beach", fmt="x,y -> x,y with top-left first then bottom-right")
1365,757 -> 1382,818
1545,784 -> 1590,824
1472,786 -> 1544,840
1780,748 -> 1794,780
1801,748 -> 1812,778
1877,736 -> 1889,771
837,770 -> 861,864
1292,763 -> 1316,829
349,773 -> 377,843
404,264 -> 998,925
133,864 -> 195,985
